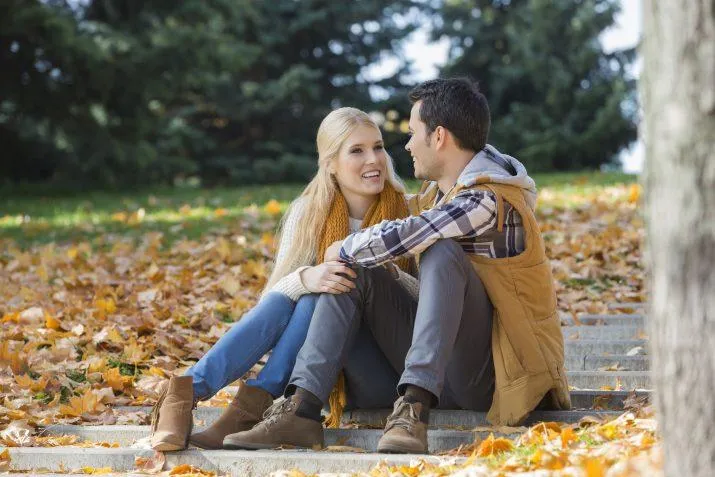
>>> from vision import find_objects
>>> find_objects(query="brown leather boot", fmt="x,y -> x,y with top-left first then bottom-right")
189,384 -> 274,449
376,396 -> 429,454
150,376 -> 194,451
222,395 -> 324,450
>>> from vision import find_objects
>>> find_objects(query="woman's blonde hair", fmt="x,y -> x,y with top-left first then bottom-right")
263,107 -> 406,291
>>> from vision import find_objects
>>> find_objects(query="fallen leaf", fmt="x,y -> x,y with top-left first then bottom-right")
134,450 -> 166,473
476,433 -> 514,457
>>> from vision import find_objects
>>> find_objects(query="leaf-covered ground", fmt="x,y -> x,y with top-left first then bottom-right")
0,173 -> 656,475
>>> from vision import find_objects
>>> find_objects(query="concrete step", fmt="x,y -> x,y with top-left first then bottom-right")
562,325 -> 645,340
608,303 -> 645,311
570,314 -> 646,327
113,407 -> 619,429
342,409 -> 619,428
42,426 -> 490,452
564,339 -> 648,356
567,371 -> 650,390
566,354 -> 650,371
569,389 -> 650,409
2,448 -> 435,475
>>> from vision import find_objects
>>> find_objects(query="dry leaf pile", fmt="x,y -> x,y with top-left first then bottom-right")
0,182 -> 652,475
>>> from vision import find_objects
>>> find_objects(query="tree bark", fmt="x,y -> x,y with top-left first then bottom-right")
642,1 -> 715,475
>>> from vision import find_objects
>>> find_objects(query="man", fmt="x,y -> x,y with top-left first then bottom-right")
224,78 -> 570,454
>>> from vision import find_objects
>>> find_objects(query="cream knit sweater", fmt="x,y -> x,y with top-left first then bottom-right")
267,198 -> 419,301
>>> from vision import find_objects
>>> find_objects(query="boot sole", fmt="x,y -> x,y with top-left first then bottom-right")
188,438 -> 221,450
151,440 -> 187,452
377,443 -> 428,454
222,439 -> 322,451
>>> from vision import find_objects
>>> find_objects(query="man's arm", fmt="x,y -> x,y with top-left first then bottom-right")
338,190 -> 498,268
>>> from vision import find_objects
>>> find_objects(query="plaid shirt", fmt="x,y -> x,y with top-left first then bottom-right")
339,188 -> 525,268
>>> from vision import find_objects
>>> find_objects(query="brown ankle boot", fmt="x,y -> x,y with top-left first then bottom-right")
377,396 -> 429,454
222,395 -> 324,450
189,384 -> 274,449
150,376 -> 194,451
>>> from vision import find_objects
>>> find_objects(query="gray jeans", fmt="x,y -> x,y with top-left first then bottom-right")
289,239 -> 495,411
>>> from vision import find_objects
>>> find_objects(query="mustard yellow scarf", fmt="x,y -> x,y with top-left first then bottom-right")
316,181 -> 413,427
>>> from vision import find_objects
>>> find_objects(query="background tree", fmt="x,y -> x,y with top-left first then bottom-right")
642,0 -> 715,475
1,0 -> 419,187
433,0 -> 637,171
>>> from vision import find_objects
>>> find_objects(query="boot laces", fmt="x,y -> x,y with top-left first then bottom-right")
384,399 -> 419,433
261,396 -> 294,428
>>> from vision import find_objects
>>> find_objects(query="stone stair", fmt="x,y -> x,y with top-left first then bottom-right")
3,308 -> 651,476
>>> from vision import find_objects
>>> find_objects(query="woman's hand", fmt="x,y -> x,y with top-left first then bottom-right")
300,261 -> 358,294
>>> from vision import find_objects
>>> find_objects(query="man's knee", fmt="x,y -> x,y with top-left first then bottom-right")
419,239 -> 468,270
350,264 -> 393,289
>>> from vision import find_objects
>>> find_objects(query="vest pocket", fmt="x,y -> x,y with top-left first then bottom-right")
512,260 -> 557,321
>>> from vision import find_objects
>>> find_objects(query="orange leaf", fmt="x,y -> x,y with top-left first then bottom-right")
263,199 -> 282,216
476,433 -> 514,457
45,313 -> 62,330
561,427 -> 577,449
627,184 -> 641,203
134,450 -> 165,473
584,458 -> 606,477
169,464 -> 216,476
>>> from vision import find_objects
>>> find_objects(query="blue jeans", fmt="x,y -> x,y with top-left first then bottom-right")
185,292 -> 318,401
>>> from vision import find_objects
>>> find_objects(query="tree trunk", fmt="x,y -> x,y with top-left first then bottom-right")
641,1 -> 715,475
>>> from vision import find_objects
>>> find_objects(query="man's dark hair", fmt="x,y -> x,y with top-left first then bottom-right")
408,77 -> 490,152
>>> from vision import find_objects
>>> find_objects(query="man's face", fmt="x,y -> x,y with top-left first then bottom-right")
405,101 -> 440,181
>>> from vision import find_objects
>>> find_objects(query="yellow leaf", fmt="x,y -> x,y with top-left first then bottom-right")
94,298 -> 117,318
87,357 -> 108,374
0,448 -> 9,471
111,212 -> 128,223
219,275 -> 241,297
124,339 -> 150,363
59,389 -> 105,417
476,433 -> 514,457
14,374 -> 49,392
103,367 -> 133,392
81,466 -> 113,474
45,313 -> 62,330
147,366 -> 168,377
627,184 -> 641,203
263,199 -> 282,216
107,327 -> 125,344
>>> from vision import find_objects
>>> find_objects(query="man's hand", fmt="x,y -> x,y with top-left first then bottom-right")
324,240 -> 344,262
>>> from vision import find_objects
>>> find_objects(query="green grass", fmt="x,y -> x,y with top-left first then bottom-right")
0,172 -> 637,247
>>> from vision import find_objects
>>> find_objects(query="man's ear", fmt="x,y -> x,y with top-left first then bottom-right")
434,126 -> 448,150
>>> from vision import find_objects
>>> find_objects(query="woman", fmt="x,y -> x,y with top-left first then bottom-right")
150,107 -> 417,451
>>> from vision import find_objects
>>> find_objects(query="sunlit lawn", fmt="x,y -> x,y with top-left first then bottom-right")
0,171 -> 637,247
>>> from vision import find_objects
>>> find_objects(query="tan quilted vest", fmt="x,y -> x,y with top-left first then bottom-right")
409,180 -> 571,425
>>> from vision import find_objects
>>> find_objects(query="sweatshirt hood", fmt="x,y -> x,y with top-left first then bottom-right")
456,144 -> 538,210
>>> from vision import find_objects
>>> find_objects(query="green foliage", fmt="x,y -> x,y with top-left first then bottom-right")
1,0 -> 418,186
433,0 -> 637,171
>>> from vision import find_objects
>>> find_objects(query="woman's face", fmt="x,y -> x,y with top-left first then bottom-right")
332,124 -> 388,200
